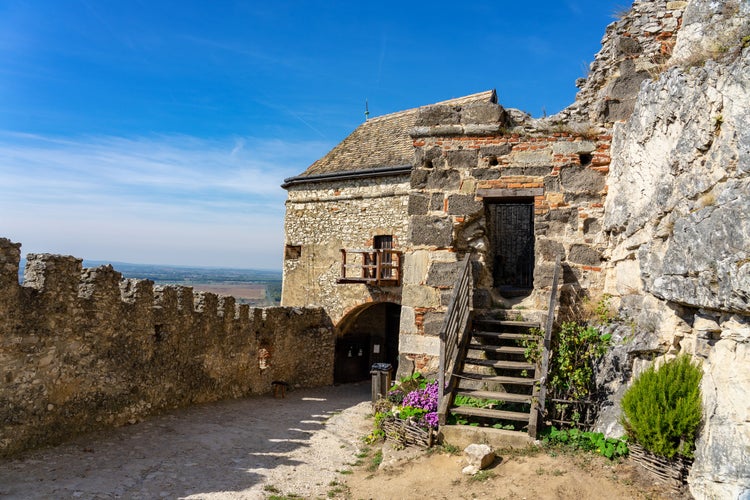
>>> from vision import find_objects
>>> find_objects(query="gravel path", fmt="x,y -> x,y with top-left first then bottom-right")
0,383 -> 372,499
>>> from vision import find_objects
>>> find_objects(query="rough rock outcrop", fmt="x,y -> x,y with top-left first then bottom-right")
602,1 -> 750,497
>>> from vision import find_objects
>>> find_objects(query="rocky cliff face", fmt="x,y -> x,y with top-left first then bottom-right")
600,1 -> 750,498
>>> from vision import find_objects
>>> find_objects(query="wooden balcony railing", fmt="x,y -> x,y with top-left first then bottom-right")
337,248 -> 403,286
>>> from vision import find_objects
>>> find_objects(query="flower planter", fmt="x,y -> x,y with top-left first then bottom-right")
381,416 -> 434,448
629,443 -> 693,491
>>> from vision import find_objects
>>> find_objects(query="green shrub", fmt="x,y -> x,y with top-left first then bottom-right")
544,426 -> 628,460
620,355 -> 702,458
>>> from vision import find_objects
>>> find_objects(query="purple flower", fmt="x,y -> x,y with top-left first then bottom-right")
422,411 -> 439,429
402,381 -> 439,413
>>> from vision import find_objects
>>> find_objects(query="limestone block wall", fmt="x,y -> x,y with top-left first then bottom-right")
281,175 -> 410,323
0,239 -> 334,458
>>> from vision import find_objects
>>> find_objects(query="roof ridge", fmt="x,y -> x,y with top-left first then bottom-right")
365,89 -> 497,124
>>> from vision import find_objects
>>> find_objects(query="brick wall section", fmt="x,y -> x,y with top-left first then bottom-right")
0,239 -> 334,457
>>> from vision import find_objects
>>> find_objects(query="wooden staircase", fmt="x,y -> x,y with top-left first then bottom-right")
437,255 -> 561,440
446,317 -> 542,437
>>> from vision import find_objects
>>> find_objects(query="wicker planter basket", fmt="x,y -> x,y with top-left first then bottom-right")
381,417 -> 434,448
629,443 -> 693,491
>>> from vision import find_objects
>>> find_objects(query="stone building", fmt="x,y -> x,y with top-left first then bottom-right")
281,1 -> 750,496
281,89 -> 613,382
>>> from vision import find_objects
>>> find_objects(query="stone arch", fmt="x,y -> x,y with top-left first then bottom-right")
333,301 -> 401,384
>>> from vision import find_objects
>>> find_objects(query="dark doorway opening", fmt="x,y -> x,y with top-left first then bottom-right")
334,302 -> 401,384
487,200 -> 535,295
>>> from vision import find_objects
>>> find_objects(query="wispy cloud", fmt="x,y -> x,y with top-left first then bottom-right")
0,132 -> 330,268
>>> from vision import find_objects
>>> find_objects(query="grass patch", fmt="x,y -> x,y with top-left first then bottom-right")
367,449 -> 383,472
468,470 -> 495,482
263,484 -> 281,493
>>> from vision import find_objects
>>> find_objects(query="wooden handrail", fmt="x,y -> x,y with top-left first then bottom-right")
536,254 -> 562,422
437,255 -> 473,426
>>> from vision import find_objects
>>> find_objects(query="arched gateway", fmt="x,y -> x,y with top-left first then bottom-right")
333,302 -> 400,384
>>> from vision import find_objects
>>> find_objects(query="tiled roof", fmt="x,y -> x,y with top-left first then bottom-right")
294,90 -> 497,179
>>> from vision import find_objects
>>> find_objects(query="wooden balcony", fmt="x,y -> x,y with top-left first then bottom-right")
337,248 -> 403,286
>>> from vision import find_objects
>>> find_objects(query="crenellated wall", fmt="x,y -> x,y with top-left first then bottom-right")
0,238 -> 334,458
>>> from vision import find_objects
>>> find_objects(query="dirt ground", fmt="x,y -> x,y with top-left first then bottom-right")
342,440 -> 688,500
0,382 -> 688,499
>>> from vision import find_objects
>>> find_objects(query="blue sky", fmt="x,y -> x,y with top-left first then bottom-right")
0,1 -> 619,269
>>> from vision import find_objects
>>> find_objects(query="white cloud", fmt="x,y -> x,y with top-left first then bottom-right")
0,131 -> 330,268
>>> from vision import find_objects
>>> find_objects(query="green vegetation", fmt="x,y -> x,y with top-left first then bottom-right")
621,355 -> 702,458
543,427 -> 628,460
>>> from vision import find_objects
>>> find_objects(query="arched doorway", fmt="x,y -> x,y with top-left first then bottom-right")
334,302 -> 401,384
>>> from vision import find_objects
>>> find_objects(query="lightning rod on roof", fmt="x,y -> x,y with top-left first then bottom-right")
365,99 -> 370,121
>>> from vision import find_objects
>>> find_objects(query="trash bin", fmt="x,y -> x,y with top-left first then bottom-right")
370,363 -> 392,405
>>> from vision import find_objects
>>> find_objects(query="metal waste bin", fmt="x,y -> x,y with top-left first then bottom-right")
370,363 -> 392,404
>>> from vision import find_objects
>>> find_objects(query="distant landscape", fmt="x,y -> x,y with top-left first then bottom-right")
19,259 -> 282,306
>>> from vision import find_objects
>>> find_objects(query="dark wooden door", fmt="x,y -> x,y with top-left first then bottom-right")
489,202 -> 534,289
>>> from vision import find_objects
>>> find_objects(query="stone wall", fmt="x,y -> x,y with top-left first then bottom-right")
0,238 -> 334,458
281,175 -> 410,323
395,103 -> 612,373
563,0 -> 686,124
599,1 -> 750,497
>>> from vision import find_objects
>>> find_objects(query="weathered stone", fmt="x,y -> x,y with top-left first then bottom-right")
446,194 -> 483,216
401,284 -> 441,308
426,169 -> 462,191
537,238 -> 565,262
403,251 -> 430,285
471,168 -> 501,180
426,261 -> 463,288
461,102 -> 507,125
510,150 -> 553,166
464,443 -> 495,471
568,244 -> 603,266
408,193 -> 429,215
422,312 -> 444,336
479,144 -> 512,158
410,215 -> 453,247
429,192 -> 444,211
559,165 -> 606,194
415,105 -> 460,126
552,141 -> 596,155
446,150 -> 479,169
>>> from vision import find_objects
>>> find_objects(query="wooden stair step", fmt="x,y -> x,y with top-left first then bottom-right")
458,374 -> 536,386
473,319 -> 540,329
455,389 -> 532,404
472,331 -> 536,340
467,344 -> 526,355
449,406 -> 531,422
463,358 -> 536,370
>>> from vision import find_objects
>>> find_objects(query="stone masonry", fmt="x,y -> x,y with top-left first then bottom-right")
0,238 -> 335,458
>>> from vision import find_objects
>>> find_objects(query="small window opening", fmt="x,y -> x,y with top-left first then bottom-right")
285,245 -> 302,260
487,155 -> 499,166
579,153 -> 592,166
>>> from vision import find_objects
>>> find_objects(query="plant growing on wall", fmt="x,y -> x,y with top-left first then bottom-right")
620,355 -> 703,459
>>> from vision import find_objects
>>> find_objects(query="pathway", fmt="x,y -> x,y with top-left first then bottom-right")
0,383 -> 372,499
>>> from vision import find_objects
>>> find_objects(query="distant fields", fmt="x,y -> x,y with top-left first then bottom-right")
19,259 -> 282,306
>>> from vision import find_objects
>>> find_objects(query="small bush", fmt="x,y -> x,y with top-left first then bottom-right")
620,355 -> 702,458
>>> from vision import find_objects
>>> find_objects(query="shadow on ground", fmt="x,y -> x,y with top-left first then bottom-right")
0,383 -> 370,499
